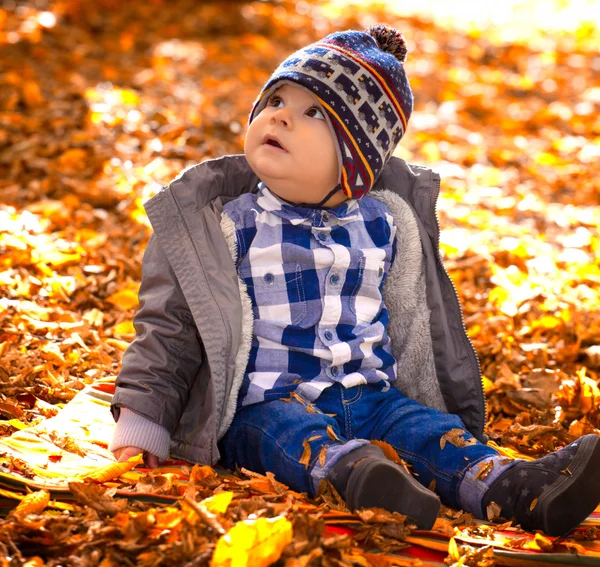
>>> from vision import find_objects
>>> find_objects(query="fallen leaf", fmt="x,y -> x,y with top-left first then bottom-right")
299,438 -> 311,468
318,446 -> 327,467
474,459 -> 494,480
211,516 -> 293,567
486,501 -> 502,522
201,492 -> 234,515
440,429 -> 477,450
80,453 -> 143,483
12,490 -> 50,516
326,425 -> 340,442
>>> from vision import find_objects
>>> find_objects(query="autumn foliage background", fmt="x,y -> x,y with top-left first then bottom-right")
0,0 -> 600,562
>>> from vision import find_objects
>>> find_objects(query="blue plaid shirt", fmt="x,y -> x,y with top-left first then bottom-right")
223,183 -> 398,407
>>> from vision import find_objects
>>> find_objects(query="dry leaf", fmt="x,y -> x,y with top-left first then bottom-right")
326,425 -> 341,442
474,459 -> 494,480
486,501 -> 502,522
318,446 -> 327,467
12,490 -> 50,516
81,453 -> 143,483
299,438 -> 312,468
440,429 -> 477,450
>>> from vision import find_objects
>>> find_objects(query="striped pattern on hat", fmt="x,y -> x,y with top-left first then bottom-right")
249,25 -> 413,200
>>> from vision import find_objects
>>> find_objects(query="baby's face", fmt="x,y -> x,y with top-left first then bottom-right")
245,84 -> 346,207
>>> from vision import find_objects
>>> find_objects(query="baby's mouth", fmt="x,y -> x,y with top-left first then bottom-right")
263,135 -> 287,151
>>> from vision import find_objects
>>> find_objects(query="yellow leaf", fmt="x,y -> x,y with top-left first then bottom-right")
23,558 -> 45,567
524,532 -> 554,552
112,320 -> 135,339
38,250 -> 81,268
211,516 -> 293,567
447,536 -> 460,561
81,453 -> 143,483
105,338 -> 131,351
106,288 -> 139,310
481,375 -> 495,394
13,490 -> 50,516
7,419 -> 28,430
201,492 -> 233,515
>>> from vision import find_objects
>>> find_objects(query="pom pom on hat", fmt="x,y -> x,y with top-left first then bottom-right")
249,24 -> 413,201
365,23 -> 408,63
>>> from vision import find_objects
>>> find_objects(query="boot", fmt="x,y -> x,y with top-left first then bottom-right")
481,434 -> 600,536
328,445 -> 440,529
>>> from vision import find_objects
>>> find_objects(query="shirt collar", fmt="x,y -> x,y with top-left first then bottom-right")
256,182 -> 359,225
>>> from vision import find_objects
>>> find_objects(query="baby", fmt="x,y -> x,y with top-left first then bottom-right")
110,24 -> 600,535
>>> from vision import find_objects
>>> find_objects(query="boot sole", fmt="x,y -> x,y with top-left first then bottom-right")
346,459 -> 440,529
534,434 -> 600,536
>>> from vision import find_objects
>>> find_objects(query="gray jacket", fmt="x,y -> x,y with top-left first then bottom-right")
111,154 -> 487,464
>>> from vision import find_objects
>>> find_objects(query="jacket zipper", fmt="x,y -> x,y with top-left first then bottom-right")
431,174 -> 489,442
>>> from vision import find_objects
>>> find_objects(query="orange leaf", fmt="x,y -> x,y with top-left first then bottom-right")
326,425 -> 341,442
13,490 -> 50,516
370,440 -> 403,465
190,464 -> 217,482
106,288 -> 139,311
474,459 -> 494,480
81,454 -> 142,483
300,438 -> 311,468
319,446 -> 328,467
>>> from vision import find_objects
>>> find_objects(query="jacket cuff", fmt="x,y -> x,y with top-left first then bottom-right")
109,408 -> 170,461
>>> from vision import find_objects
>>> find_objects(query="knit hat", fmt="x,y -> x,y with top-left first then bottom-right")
249,24 -> 413,201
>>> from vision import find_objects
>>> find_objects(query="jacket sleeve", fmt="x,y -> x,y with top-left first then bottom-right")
110,233 -> 203,436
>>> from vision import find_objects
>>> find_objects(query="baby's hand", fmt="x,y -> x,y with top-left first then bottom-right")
113,446 -> 159,468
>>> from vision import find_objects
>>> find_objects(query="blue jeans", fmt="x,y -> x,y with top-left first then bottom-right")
219,383 -> 499,511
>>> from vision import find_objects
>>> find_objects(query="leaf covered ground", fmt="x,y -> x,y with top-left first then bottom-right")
0,0 -> 599,565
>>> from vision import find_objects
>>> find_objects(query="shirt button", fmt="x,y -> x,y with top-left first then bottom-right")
324,330 -> 333,341
317,232 -> 327,242
330,273 -> 340,285
264,273 -> 274,283
331,366 -> 339,376
322,213 -> 329,222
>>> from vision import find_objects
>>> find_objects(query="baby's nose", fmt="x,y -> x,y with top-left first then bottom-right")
271,109 -> 291,127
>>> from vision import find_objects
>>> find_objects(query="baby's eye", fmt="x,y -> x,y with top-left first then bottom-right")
268,96 -> 284,108
306,106 -> 326,120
